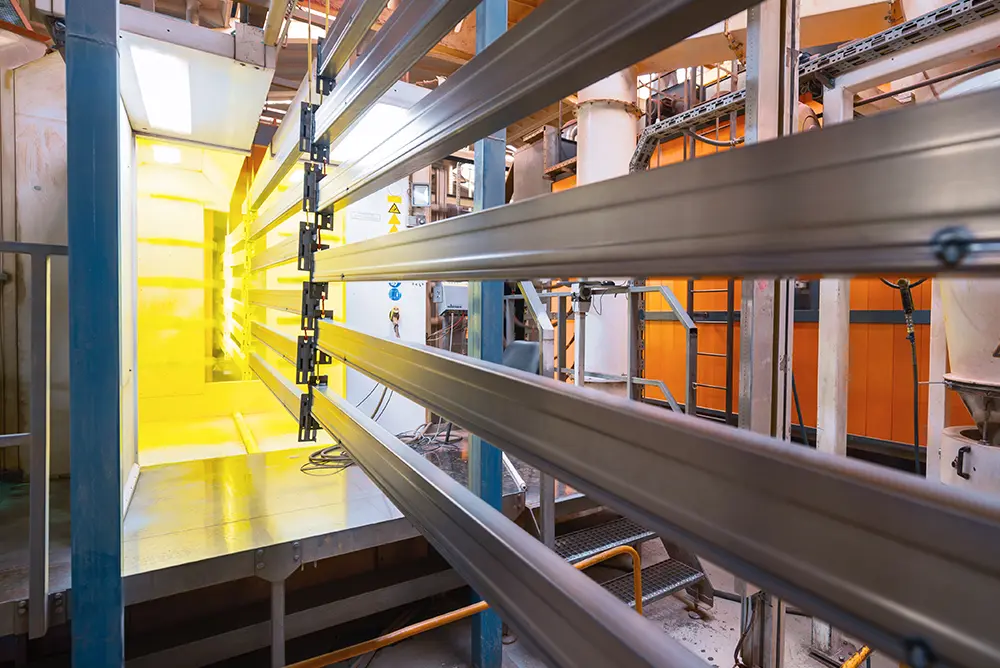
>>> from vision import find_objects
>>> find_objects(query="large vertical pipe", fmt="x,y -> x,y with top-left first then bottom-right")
575,68 -> 636,383
467,1 -> 506,666
67,0 -> 123,664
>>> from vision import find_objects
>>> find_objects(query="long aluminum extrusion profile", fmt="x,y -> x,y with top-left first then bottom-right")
309,387 -> 706,668
248,289 -> 302,313
313,318 -> 1000,668
313,89 -> 1000,282
249,352 -> 301,419
317,0 -> 387,87
314,0 -> 758,212
250,236 -> 299,272
251,322 -> 298,364
312,0 -> 478,149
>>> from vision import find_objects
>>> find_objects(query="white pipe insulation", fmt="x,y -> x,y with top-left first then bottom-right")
575,68 -> 638,382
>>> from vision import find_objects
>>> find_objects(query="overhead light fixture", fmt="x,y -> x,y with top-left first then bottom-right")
330,102 -> 409,164
454,19 -> 464,33
130,44 -> 192,135
152,144 -> 182,164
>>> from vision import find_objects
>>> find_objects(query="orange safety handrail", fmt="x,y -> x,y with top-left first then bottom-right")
287,544 -> 643,668
841,645 -> 871,668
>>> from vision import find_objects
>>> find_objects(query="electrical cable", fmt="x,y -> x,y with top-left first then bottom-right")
879,277 -> 927,475
733,595 -> 757,668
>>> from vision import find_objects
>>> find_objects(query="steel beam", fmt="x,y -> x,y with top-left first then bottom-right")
312,89 -> 1000,283
313,318 -> 1000,668
314,0 -> 757,212
468,2 -> 506,665
312,0 -> 477,150
251,322 -> 298,364
67,0 -> 123,661
309,386 -> 706,668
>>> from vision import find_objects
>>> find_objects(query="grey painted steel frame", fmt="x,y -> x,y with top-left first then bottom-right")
0,241 -> 64,639
312,88 -> 1000,283
314,0 -> 758,213
310,387 -> 706,668
312,0 -> 479,150
313,318 -> 1000,668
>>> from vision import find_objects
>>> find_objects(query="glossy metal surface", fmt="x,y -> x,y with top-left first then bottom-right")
122,447 -> 415,588
310,387 -> 705,668
314,88 -> 1000,282
315,0 -> 756,212
312,0 -> 477,149
314,317 -> 1000,668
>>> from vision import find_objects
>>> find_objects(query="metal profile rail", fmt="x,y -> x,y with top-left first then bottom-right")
313,317 -> 1000,668
290,544 -> 645,668
312,88 -> 1000,282
251,322 -> 298,364
249,236 -> 299,273
311,0 -> 478,150
309,387 -> 703,668
249,352 -> 302,419
248,289 -> 302,314
0,241 -> 65,639
312,0 -> 758,213
316,0 -> 386,91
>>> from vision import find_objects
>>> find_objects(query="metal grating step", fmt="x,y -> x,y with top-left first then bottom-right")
603,559 -> 704,609
555,517 -> 655,564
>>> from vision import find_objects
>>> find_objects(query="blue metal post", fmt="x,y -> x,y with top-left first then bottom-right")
67,0 -> 123,665
467,1 -> 506,666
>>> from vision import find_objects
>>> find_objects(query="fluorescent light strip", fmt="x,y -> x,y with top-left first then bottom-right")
130,45 -> 193,136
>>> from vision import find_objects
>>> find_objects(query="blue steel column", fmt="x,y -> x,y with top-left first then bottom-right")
467,1 -> 506,666
67,0 -> 123,665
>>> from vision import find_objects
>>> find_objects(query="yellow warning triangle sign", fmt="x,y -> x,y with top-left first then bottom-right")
388,213 -> 400,233
388,202 -> 401,214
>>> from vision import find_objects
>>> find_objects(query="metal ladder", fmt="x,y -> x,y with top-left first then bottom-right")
686,278 -> 736,425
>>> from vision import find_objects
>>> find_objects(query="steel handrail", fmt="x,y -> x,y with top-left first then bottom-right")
286,545 -> 644,668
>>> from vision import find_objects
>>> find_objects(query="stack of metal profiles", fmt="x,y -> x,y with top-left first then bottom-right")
239,0 -> 1000,666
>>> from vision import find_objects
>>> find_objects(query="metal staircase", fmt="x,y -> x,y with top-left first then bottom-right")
556,517 -> 711,608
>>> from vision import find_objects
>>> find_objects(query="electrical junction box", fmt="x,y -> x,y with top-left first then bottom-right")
437,283 -> 468,316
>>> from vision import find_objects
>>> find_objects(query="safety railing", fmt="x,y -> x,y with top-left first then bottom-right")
288,544 -> 644,668
0,240 -> 66,639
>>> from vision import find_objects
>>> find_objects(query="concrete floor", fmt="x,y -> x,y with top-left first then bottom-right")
357,541 -> 899,668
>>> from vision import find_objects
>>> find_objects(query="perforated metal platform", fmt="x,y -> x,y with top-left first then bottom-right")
555,517 -> 655,564
603,559 -> 704,609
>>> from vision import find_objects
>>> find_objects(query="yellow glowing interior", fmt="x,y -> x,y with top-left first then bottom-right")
135,138 -> 344,466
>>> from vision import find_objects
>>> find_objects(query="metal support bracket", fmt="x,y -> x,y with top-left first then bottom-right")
303,163 -> 325,213
315,37 -> 335,95
299,281 -> 330,331
297,221 -> 329,273
296,334 -> 331,386
297,392 -> 319,442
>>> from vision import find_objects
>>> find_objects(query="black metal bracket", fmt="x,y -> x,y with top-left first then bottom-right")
315,37 -> 336,96
299,101 -> 316,154
303,163 -> 325,213
300,281 -> 330,331
315,210 -> 334,231
952,445 -> 972,480
296,334 -> 332,385
297,221 -> 330,273
297,392 -> 319,442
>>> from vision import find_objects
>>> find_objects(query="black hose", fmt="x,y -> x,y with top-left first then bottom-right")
791,373 -> 810,447
908,331 -> 921,475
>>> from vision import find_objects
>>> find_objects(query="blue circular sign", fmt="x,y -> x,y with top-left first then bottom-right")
388,287 -> 402,301
388,281 -> 402,288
